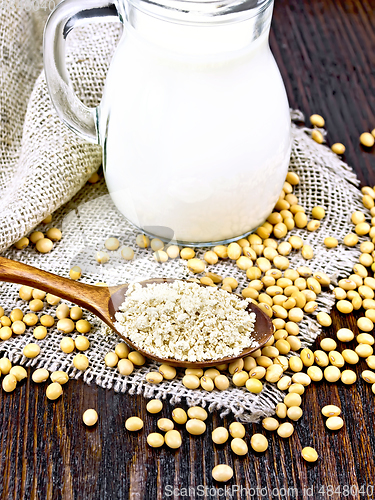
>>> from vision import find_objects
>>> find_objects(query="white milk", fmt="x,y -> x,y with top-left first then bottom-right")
99,18 -> 291,244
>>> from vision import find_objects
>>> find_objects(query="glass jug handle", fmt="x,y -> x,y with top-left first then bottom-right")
44,0 -> 120,144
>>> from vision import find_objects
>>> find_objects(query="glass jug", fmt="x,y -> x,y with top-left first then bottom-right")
44,0 -> 291,245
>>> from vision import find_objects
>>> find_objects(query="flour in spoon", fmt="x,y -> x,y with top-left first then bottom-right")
114,281 -> 258,362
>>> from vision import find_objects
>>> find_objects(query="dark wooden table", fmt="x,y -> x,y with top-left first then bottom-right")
1,1 -> 375,499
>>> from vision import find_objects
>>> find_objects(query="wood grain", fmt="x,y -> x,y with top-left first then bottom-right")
1,0 -> 375,499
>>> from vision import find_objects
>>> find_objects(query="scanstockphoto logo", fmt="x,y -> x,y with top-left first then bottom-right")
0,0 -> 56,12
164,485 -> 302,498
164,484 -> 375,498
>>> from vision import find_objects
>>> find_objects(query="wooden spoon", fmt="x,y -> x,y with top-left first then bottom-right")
0,256 -> 273,368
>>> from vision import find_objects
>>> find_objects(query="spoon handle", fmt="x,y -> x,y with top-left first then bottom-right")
0,256 -> 110,318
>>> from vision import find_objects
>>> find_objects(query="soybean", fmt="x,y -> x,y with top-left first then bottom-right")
14,237 -> 29,250
283,338 -> 298,354
57,318 -> 75,334
232,371 -> 249,387
154,250 -> 168,263
357,317 -> 374,332
159,364 -> 176,380
23,343 -> 40,358
104,352 -> 119,368
316,312 -> 332,327
326,416 -> 344,430
310,114 -> 325,127
40,314 -> 54,327
172,408 -> 188,424
212,465 -> 233,482
95,251 -> 109,264
331,143 -> 345,155
121,247 -> 135,260
146,399 -> 163,414
212,427 -> 229,444
60,337 -> 75,354
215,375 -> 230,391
12,321 -> 26,335
2,374 -> 17,392
83,409 -> 98,426
117,359 -> 134,376
19,285 -> 33,301
73,335 -> 89,351
362,370 -> 375,384
136,234 -> 150,248
321,405 -> 341,417
277,374 -> 292,391
204,368 -> 220,380
73,354 -> 89,371
187,258 -> 205,274
320,338 -> 337,351
32,368 -> 50,383
36,238 -> 54,253
146,372 -> 163,384
0,327 -> 12,340
69,266 -> 82,280
245,378 -> 263,394
337,328 -> 354,342
275,402 -> 287,419
46,382 -> 63,400
342,349 -> 359,365
302,447 -> 318,463
277,422 -> 294,438
164,430 -> 182,449
284,393 -> 302,408
262,417 -> 279,431
125,416 -> 144,431
182,374 -> 200,389
231,438 -> 248,455
287,406 -> 303,421
300,348 -> 314,367
344,233 -> 359,247
355,344 -> 373,358
229,422 -> 245,439
324,237 -> 338,248
128,351 -> 145,366
187,406 -> 208,421
29,299 -> 44,312
0,357 -> 12,374
288,383 -> 305,395
341,370 -> 357,385
307,366 -> 323,382
324,366 -> 341,382
56,303 -> 70,319
50,371 -> 69,384
292,373 -> 311,386
46,227 -> 62,241
115,343 -> 130,359
360,132 -> 375,148
289,356 -> 303,372
33,325 -> 47,340
357,333 -> 374,345
328,351 -> 345,368
186,419 -> 206,435
76,320 -> 91,334
46,293 -> 60,306
147,433 -> 164,448
10,366 -> 27,382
